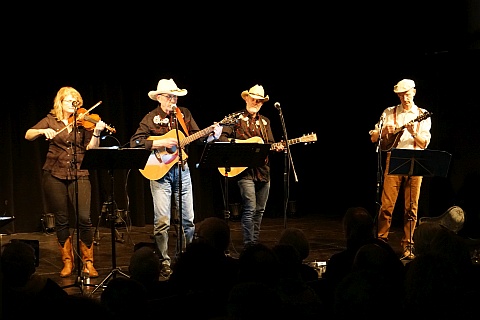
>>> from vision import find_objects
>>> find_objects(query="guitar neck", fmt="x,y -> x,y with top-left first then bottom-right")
392,112 -> 431,135
271,137 -> 299,149
180,127 -> 212,148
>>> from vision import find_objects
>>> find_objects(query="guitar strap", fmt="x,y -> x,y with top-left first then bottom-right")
412,108 -> 423,149
392,106 -> 400,149
393,105 -> 422,149
175,107 -> 189,136
257,114 -> 268,142
257,115 -> 269,166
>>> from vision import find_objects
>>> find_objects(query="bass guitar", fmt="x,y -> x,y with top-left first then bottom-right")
140,112 -> 240,180
218,132 -> 317,177
381,111 -> 432,152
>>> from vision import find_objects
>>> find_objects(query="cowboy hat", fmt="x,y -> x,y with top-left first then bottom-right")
393,79 -> 415,93
241,84 -> 269,102
148,78 -> 188,100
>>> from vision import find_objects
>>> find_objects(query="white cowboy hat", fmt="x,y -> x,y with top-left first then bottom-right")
148,78 -> 188,100
241,84 -> 269,102
393,79 -> 415,93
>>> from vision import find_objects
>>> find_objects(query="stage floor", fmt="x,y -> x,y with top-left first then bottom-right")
5,213 -> 480,300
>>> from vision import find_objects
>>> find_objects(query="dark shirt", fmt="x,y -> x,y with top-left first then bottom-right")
30,113 -> 93,180
218,110 -> 276,182
130,105 -> 202,151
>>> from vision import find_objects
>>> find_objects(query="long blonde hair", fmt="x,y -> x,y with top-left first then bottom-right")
50,87 -> 83,120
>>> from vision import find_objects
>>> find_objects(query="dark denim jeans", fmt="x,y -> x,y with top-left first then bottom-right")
43,171 -> 93,245
237,179 -> 270,246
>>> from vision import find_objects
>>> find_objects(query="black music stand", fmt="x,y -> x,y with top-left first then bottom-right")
388,148 -> 452,259
0,217 -> 15,248
197,142 -> 271,221
388,148 -> 451,178
80,147 -> 150,294
0,216 -> 15,229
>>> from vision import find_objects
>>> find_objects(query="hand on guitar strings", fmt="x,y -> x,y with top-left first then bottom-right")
152,137 -> 178,149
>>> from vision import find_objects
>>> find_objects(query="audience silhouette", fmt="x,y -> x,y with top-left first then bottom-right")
321,206 -> 397,312
100,276 -> 149,319
404,222 -> 480,318
277,227 -> 319,282
1,240 -> 69,318
4,209 -> 480,320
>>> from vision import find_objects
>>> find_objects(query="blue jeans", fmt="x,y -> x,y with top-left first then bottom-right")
150,162 -> 195,266
237,179 -> 270,246
43,171 -> 93,246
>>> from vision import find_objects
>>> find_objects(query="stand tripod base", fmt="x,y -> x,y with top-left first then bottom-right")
61,275 -> 97,294
93,227 -> 126,245
89,268 -> 130,295
115,228 -> 125,243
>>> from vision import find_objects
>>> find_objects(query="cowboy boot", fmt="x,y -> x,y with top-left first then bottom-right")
80,240 -> 99,278
59,236 -> 74,277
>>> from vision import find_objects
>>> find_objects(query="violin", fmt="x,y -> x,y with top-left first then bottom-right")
68,107 -> 116,134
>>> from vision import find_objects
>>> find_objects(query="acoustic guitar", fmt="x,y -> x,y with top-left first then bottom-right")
139,112 -> 240,180
218,132 -> 317,177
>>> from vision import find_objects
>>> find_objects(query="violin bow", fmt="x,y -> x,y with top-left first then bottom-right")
54,101 -> 103,135
85,100 -> 102,113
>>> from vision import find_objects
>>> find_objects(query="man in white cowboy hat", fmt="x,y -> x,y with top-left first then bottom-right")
369,79 -> 432,260
130,78 -> 222,278
217,84 -> 284,248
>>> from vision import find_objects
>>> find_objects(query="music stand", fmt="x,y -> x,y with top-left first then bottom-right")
197,142 -> 271,221
0,216 -> 15,248
388,148 -> 452,258
0,216 -> 15,229
388,148 -> 451,178
80,147 -> 150,295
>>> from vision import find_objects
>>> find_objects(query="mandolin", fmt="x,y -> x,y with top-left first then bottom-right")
380,111 -> 432,152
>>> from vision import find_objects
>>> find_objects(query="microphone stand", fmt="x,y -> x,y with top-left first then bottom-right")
62,105 -> 90,293
374,117 -> 385,238
171,107 -> 185,262
275,103 -> 298,229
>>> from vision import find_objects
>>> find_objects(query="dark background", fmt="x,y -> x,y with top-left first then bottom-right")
1,2 -> 479,237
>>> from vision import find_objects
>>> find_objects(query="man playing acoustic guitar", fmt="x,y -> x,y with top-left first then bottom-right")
369,79 -> 431,260
130,78 -> 222,278
217,84 -> 284,248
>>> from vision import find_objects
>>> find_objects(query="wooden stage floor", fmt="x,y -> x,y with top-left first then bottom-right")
0,213 -> 417,299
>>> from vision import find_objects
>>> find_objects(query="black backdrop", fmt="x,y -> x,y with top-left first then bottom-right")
1,3 -> 479,237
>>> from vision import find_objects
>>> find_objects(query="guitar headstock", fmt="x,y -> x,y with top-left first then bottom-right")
219,112 -> 242,126
299,132 -> 317,144
417,111 -> 432,122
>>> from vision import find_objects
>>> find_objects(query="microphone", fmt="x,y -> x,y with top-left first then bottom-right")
274,102 -> 281,109
72,101 -> 79,107
379,112 -> 386,126
171,103 -> 177,111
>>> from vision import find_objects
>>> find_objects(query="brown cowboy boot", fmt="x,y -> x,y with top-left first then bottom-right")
59,236 -> 74,277
80,241 -> 99,278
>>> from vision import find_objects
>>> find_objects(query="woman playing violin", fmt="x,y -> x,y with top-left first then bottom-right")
25,86 -> 106,278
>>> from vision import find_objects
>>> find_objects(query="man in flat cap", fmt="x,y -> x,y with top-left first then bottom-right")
369,79 -> 432,260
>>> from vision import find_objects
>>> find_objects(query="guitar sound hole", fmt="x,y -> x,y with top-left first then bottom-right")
166,146 -> 177,154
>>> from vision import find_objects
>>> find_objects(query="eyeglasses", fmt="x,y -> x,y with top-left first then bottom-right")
247,96 -> 264,104
160,94 -> 178,100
